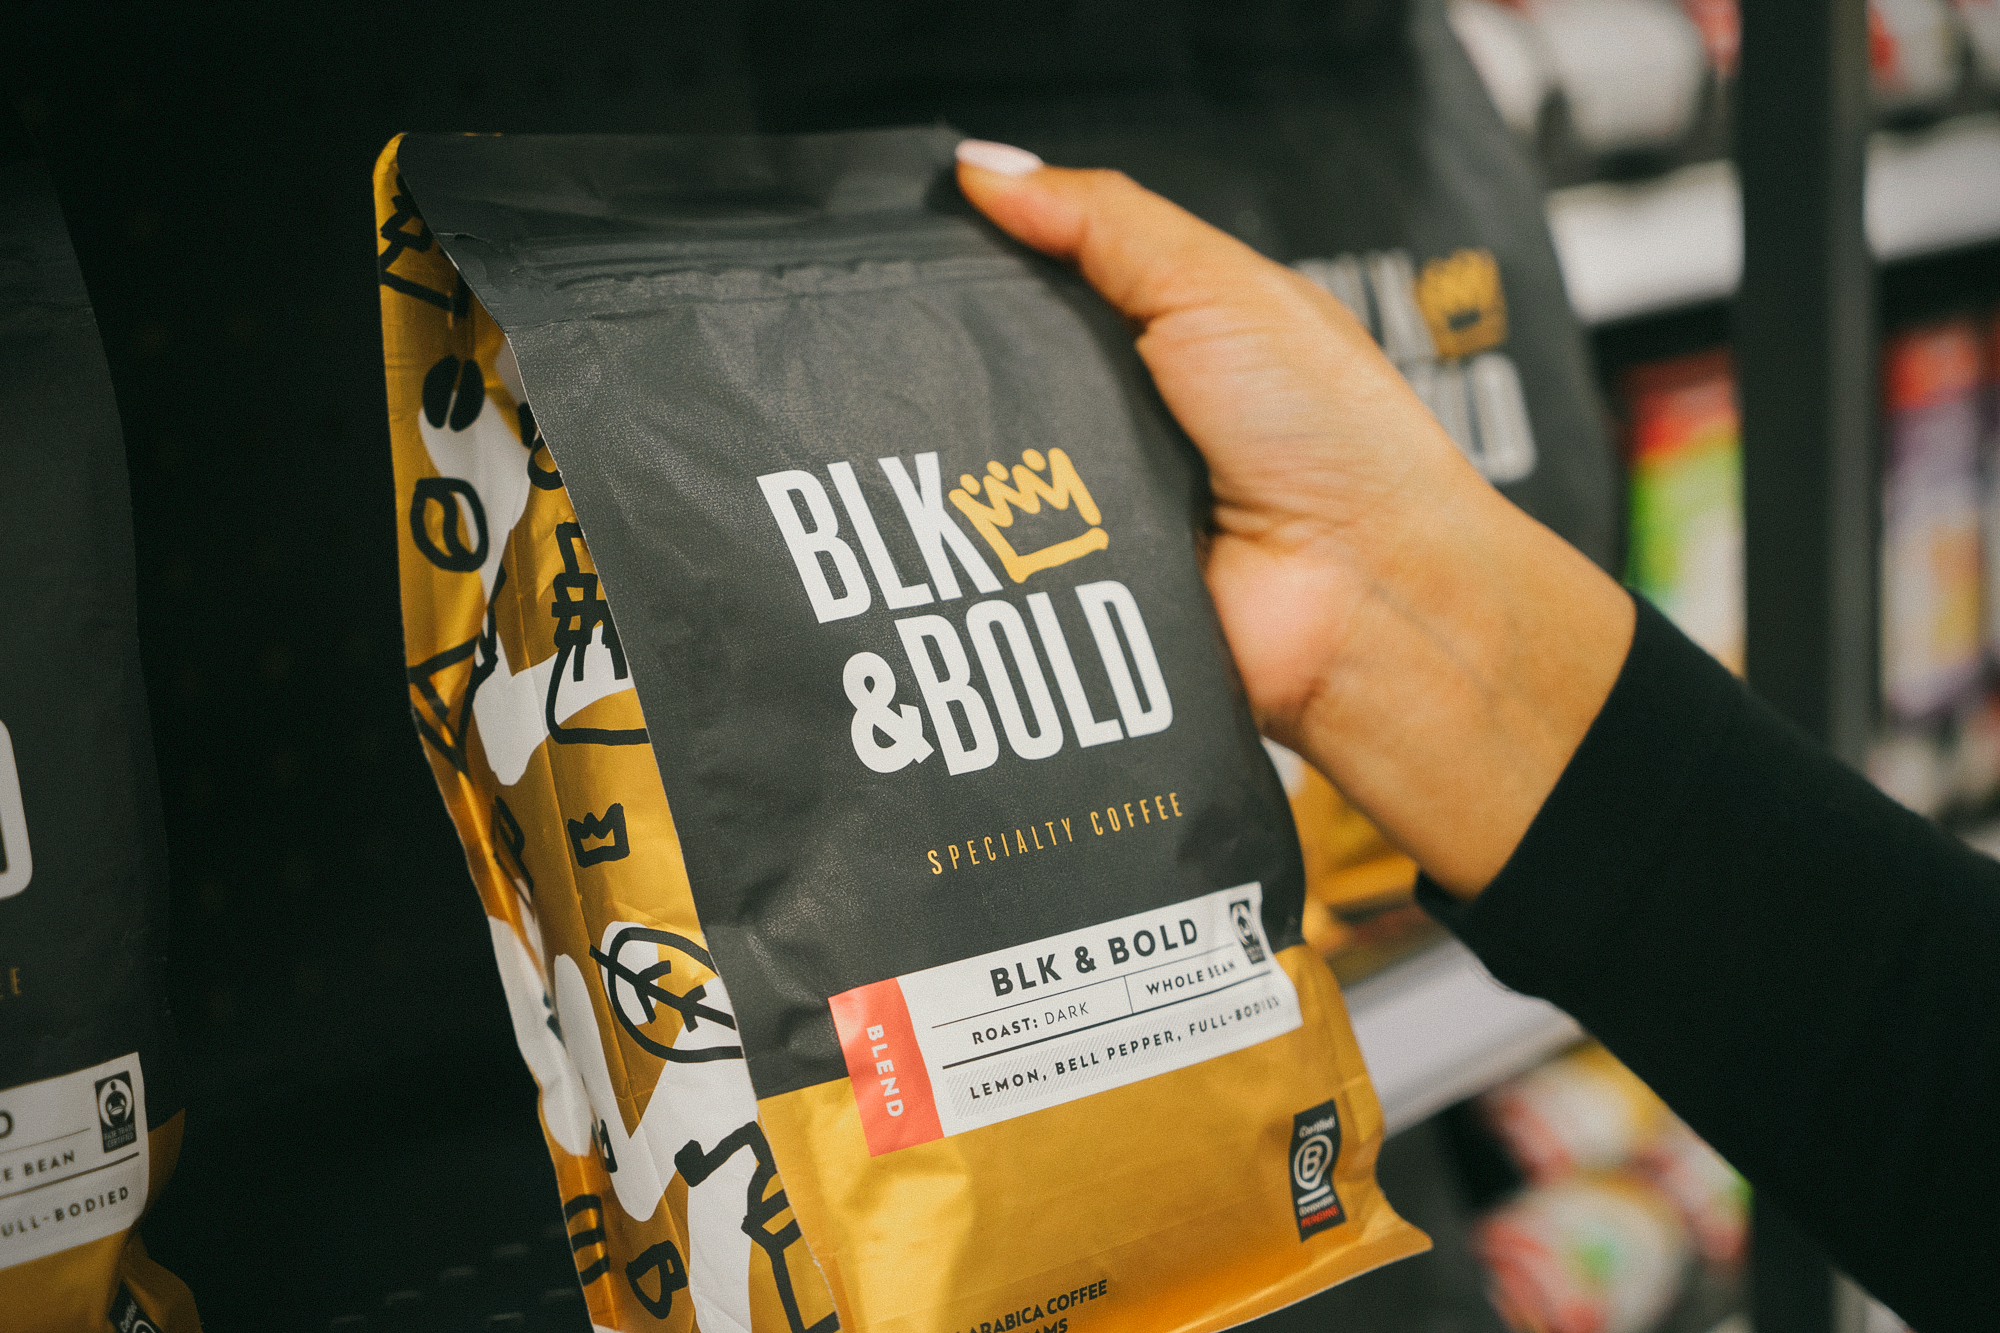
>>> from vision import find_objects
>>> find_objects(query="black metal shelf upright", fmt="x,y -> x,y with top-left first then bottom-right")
1737,0 -> 1876,1330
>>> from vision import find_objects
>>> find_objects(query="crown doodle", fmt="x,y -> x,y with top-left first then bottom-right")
948,447 -> 1109,584
1414,248 -> 1508,360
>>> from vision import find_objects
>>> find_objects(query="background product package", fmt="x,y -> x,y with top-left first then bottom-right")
0,158 -> 198,1332
1621,349 -> 1746,674
1980,307 -> 2000,665
1880,318 -> 1984,723
377,126 -> 1426,1333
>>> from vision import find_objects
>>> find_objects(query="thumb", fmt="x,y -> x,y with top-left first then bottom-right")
953,140 -> 1310,327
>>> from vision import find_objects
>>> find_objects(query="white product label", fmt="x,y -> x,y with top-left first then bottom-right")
829,883 -> 1301,1154
0,1055 -> 150,1269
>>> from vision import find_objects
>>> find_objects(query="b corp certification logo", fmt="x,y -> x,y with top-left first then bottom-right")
1293,1129 -> 1333,1191
1288,1099 -> 1347,1240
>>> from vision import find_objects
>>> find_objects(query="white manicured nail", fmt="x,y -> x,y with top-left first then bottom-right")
955,139 -> 1043,177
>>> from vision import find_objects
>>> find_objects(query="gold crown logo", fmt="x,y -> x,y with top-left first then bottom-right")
948,448 -> 1109,584
1415,249 -> 1507,360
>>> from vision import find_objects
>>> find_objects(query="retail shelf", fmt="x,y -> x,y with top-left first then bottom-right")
1547,113 -> 2000,326
1869,113 -> 2000,259
1548,159 -> 1742,327
1347,937 -> 1581,1136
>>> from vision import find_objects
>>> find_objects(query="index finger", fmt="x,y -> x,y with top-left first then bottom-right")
953,140 -> 1325,328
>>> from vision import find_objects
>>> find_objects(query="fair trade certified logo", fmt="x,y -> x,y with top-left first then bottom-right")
95,1073 -> 137,1153
1230,898 -> 1267,964
1289,1099 -> 1346,1240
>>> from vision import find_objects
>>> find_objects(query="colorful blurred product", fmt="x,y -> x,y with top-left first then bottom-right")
1623,349 -> 1745,674
1474,1174 -> 1692,1333
1881,318 -> 1985,723
1480,1044 -> 1673,1184
1634,1120 -> 1749,1266
1871,0 -> 1966,107
1678,0 -> 1740,76
1982,306 -> 2000,665
1480,1040 -> 1744,1280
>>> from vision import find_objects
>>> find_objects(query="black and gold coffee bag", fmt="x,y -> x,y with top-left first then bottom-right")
0,156 -> 198,1333
376,126 -> 1424,1333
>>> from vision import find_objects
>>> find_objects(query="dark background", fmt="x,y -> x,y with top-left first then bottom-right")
5,3 -> 1545,1329
6,6 -> 767,1324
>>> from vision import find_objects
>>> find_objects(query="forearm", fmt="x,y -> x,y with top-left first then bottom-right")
1423,596 -> 2000,1331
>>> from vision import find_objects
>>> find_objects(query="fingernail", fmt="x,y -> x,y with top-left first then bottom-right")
955,139 -> 1043,177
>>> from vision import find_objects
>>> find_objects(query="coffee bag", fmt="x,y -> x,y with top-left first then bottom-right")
376,126 -> 1425,1333
0,157 -> 198,1333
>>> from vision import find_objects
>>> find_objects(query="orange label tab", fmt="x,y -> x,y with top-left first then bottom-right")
829,978 -> 944,1156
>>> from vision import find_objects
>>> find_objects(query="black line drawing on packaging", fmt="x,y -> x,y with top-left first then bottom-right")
409,476 -> 488,572
492,793 -> 533,902
563,1193 -> 611,1285
522,403 -> 564,490
422,355 -> 486,432
676,1123 -> 840,1333
625,1240 -> 690,1318
547,522 -> 648,748
377,175 -> 465,315
588,926 -> 742,1065
566,804 -> 631,867
406,567 -> 505,774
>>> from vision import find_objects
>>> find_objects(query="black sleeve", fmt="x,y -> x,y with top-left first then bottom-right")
1419,594 -> 2000,1332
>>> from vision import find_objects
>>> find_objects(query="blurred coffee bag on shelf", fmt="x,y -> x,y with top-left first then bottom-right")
1261,739 -> 1423,967
0,158 -> 197,1332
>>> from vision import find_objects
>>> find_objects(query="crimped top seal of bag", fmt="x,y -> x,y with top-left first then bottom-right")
396,126 -> 1036,320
